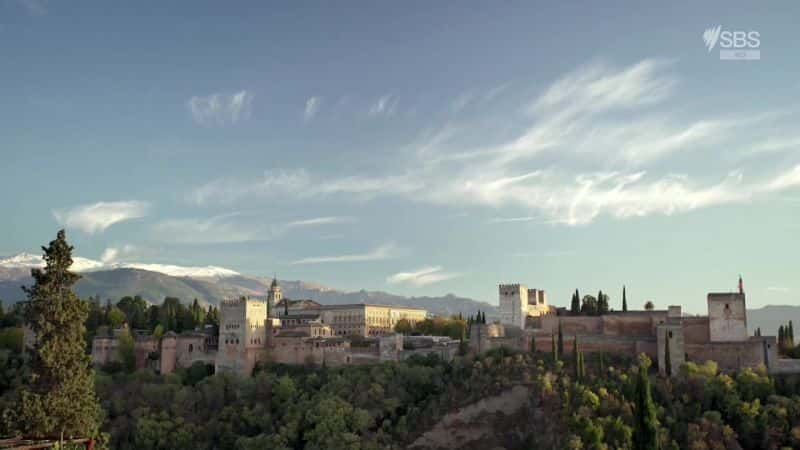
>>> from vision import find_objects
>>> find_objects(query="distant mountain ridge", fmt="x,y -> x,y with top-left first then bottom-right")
0,264 -> 498,319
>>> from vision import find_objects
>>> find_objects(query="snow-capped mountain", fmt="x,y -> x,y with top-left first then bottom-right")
0,252 -> 105,272
0,252 -> 239,278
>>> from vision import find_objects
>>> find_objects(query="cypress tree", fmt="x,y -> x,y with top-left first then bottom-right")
599,352 -> 605,375
558,321 -> 564,357
790,321 -> 795,345
779,325 -> 785,347
664,331 -> 672,377
571,290 -> 580,315
579,351 -> 585,380
551,331 -> 558,361
530,335 -> 536,353
633,357 -> 660,450
573,335 -> 582,381
15,230 -> 102,439
622,285 -> 628,312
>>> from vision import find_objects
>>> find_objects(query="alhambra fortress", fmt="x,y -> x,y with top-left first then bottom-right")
89,276 -> 800,377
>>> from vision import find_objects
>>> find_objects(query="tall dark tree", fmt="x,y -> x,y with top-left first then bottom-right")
571,289 -> 580,315
622,285 -> 628,312
530,335 -> 536,354
664,332 -> 672,377
790,320 -> 795,345
573,335 -> 583,381
551,331 -> 558,361
598,290 -> 609,315
557,320 -> 564,357
633,357 -> 660,450
15,230 -> 102,439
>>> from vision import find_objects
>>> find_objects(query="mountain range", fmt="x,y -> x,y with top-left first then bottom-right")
0,253 -> 498,318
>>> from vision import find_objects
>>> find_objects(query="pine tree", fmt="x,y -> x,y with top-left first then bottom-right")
571,290 -> 580,315
557,321 -> 564,357
15,230 -> 102,439
633,357 -> 660,450
622,285 -> 628,312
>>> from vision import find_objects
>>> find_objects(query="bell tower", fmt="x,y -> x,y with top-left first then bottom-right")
267,275 -> 282,317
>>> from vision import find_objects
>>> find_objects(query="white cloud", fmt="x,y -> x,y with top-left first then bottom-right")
152,213 -> 265,244
52,201 -> 149,233
304,96 -> 321,120
189,169 -> 422,205
100,244 -> 136,264
368,94 -> 398,116
286,216 -> 355,228
187,90 -> 253,125
386,266 -> 461,287
291,243 -> 398,265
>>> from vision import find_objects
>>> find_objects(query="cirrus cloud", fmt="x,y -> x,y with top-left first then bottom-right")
52,201 -> 149,233
386,266 -> 461,287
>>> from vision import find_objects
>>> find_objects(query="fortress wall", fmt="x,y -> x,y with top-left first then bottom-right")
538,315 -> 603,334
685,340 -> 765,370
601,314 -> 664,336
682,317 -> 711,344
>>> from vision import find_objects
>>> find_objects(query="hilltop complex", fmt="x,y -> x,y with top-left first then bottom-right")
473,278 -> 793,375
91,278 -> 446,376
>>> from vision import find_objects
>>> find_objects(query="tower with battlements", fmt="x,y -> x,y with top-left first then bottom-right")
215,297 -> 268,375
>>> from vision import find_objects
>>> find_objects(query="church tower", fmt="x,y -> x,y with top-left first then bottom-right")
267,275 -> 282,317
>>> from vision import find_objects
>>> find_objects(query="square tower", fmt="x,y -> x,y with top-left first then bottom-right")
216,297 -> 268,375
499,284 -> 528,329
707,292 -> 747,342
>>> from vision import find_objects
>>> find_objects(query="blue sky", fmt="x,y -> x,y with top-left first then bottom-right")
2,1 -> 799,313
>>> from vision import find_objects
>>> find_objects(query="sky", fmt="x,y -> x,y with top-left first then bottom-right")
1,1 -> 799,313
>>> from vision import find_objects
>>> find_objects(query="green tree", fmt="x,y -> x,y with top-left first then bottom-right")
14,230 -> 102,439
633,355 -> 659,450
394,318 -> 413,335
598,290 -> 609,315
552,331 -> 559,362
557,321 -> 565,357
644,301 -> 654,311
571,289 -> 580,315
623,285 -> 628,312
117,295 -> 148,329
117,327 -> 136,373
581,295 -> 598,315
664,331 -> 672,377
106,306 -> 126,328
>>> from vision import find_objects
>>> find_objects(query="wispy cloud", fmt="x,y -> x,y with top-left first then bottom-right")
291,243 -> 398,265
766,286 -> 790,293
53,201 -> 149,233
488,216 -> 539,224
188,169 -> 422,206
19,0 -> 47,15
304,96 -> 321,120
187,90 -> 253,126
285,216 -> 355,228
152,212 -> 266,244
368,94 -> 398,117
186,59 -> 800,226
386,266 -> 461,286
